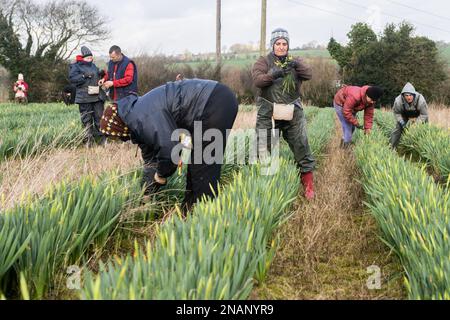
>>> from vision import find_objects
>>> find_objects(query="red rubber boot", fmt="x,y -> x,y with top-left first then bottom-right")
301,171 -> 315,200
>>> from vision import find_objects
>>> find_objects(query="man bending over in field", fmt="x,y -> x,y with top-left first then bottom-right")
390,82 -> 429,149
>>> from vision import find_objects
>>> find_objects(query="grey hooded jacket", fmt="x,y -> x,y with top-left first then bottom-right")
393,83 -> 428,123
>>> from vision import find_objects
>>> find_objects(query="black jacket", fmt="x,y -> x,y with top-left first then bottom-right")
69,60 -> 105,104
117,79 -> 218,177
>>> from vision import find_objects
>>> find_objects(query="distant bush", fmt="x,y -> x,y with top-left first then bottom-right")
0,66 -> 9,102
220,65 -> 257,104
135,55 -> 222,94
329,22 -> 449,106
134,55 -> 179,93
134,54 -> 337,106
434,66 -> 450,105
301,57 -> 338,108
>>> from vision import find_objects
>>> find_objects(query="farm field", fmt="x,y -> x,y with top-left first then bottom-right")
0,102 -> 449,300
180,49 -> 333,69
180,46 -> 450,69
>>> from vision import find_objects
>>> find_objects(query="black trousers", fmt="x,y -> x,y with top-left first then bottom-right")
78,101 -> 104,141
184,83 -> 238,209
140,83 -> 238,211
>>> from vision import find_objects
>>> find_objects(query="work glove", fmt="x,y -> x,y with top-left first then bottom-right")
154,172 -> 167,186
143,177 -> 166,196
83,72 -> 93,79
270,69 -> 284,80
287,60 -> 298,69
282,67 -> 294,76
398,119 -> 407,129
142,166 -> 164,196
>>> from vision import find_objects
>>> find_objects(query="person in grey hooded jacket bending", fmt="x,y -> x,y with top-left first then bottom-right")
390,82 -> 429,149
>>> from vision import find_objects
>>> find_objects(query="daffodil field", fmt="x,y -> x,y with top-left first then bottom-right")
354,125 -> 450,299
374,111 -> 450,185
1,101 -> 450,300
0,104 -> 82,161
81,109 -> 335,300
0,104 -> 334,299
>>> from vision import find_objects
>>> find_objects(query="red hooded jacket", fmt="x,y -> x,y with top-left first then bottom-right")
334,85 -> 375,130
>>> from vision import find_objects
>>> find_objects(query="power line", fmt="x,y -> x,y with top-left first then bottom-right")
338,0 -> 450,35
286,0 -> 358,22
387,0 -> 450,22
286,0 -> 450,37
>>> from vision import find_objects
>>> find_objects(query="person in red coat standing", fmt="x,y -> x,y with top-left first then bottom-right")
333,85 -> 383,148
13,74 -> 29,104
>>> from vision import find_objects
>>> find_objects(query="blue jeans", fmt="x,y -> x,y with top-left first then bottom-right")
334,102 -> 356,143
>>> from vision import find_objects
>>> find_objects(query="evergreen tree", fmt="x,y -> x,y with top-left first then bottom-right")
329,22 -> 447,105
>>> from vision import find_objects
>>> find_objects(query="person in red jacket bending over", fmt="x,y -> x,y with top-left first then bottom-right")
333,85 -> 384,148
98,45 -> 138,101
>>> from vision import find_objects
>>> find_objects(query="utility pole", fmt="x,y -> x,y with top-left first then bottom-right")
260,0 -> 267,57
216,0 -> 222,64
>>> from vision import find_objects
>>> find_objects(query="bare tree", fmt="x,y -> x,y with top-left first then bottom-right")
0,0 -> 109,101
1,0 -> 109,61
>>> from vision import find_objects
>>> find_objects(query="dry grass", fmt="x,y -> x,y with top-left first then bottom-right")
0,109 -> 255,210
233,110 -> 257,130
0,141 -> 141,210
383,104 -> 449,129
252,118 -> 405,300
428,103 -> 450,129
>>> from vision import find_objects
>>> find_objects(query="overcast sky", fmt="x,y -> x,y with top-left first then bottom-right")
44,0 -> 450,56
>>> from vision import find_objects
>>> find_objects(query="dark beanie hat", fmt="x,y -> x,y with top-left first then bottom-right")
100,104 -> 130,140
81,46 -> 93,58
366,86 -> 384,101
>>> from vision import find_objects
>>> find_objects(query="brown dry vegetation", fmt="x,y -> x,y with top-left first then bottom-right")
0,66 -> 9,102
252,119 -> 405,300
0,110 -> 256,211
383,104 -> 450,129
428,104 -> 450,128
233,110 -> 257,130
0,142 -> 140,210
